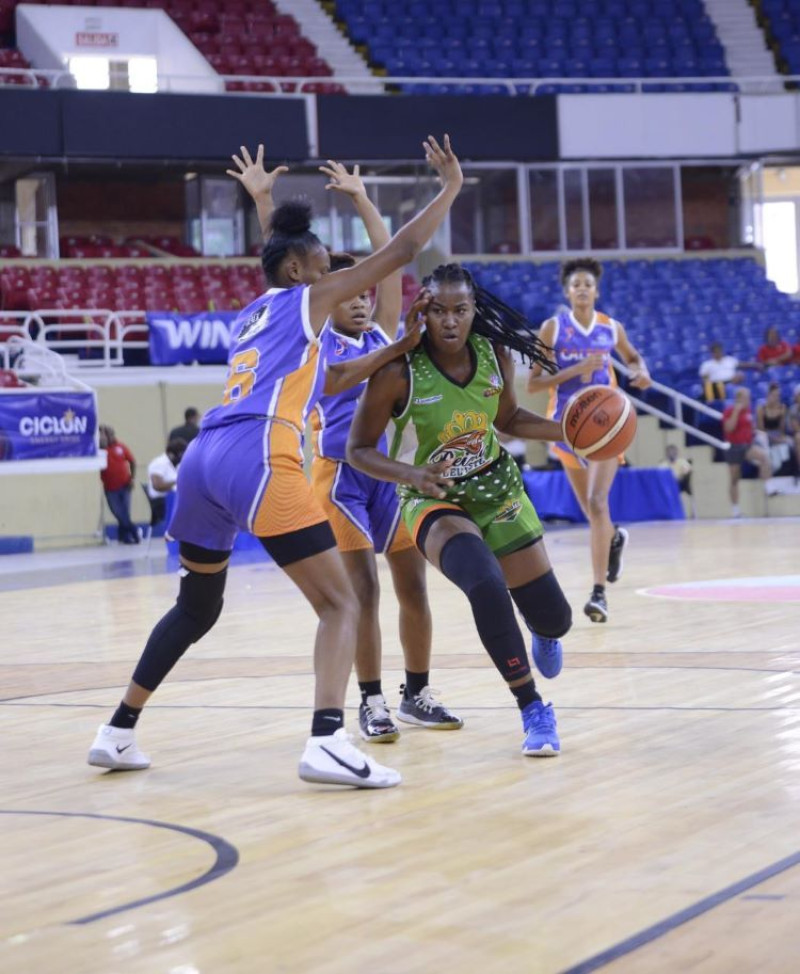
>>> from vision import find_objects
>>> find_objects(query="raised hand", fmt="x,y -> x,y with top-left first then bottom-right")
405,460 -> 454,499
396,305 -> 425,353
226,144 -> 288,200
423,134 -> 462,190
319,160 -> 366,198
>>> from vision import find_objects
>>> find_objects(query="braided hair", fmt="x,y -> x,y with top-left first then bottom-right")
421,263 -> 556,373
261,201 -> 323,285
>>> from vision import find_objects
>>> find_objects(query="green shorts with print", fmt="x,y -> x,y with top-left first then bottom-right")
398,450 -> 543,558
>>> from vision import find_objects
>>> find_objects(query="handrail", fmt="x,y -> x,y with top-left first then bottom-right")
2,65 -> 799,95
613,358 -> 730,451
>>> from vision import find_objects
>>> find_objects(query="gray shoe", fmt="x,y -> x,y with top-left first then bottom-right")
397,685 -> 463,730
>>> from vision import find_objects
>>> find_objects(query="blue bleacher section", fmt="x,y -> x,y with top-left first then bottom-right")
762,0 -> 800,74
335,0 -> 733,95
464,257 -> 800,408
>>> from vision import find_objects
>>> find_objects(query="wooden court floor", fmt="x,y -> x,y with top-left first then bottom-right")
1,519 -> 799,974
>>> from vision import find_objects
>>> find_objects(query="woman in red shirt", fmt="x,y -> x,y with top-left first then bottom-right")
756,327 -> 793,367
99,424 -> 140,544
722,388 -> 771,516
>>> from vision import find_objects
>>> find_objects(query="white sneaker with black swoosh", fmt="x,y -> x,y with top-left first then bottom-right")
88,724 -> 151,771
298,728 -> 401,789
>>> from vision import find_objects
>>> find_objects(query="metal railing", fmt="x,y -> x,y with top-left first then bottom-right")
2,66 -> 799,96
0,310 -> 149,369
614,359 -> 729,451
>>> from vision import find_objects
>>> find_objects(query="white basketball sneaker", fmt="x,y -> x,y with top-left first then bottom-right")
88,724 -> 151,771
298,728 -> 401,789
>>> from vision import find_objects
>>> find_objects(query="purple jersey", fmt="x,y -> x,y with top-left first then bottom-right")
310,322 -> 391,461
548,307 -> 619,420
203,285 -> 325,439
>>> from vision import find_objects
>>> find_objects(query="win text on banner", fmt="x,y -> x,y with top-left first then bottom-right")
147,312 -> 239,365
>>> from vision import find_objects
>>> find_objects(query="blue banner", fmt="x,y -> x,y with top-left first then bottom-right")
0,391 -> 97,460
147,312 -> 239,365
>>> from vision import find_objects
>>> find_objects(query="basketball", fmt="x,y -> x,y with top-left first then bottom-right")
561,385 -> 637,461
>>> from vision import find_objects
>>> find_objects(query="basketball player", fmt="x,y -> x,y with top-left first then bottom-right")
527,258 -> 651,624
87,135 -> 463,790
348,265 -> 573,757
231,150 -> 462,742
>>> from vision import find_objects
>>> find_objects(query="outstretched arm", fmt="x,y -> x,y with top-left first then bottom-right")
226,143 -> 289,239
494,345 -> 562,441
318,161 -> 403,337
347,361 -> 454,499
323,314 -> 422,396
309,135 -> 462,334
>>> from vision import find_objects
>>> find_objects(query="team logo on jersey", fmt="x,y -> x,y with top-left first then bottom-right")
483,373 -> 502,398
237,304 -> 271,343
428,410 -> 491,478
493,498 -> 522,523
333,339 -> 347,357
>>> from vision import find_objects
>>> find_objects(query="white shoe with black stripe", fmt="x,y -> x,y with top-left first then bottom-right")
88,724 -> 150,770
298,728 -> 401,788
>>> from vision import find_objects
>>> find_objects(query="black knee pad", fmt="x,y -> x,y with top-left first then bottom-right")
510,570 -> 572,639
177,566 -> 227,642
439,532 -> 505,594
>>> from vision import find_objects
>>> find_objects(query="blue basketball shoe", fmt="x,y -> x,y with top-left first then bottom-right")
521,701 -> 560,756
531,633 -> 563,679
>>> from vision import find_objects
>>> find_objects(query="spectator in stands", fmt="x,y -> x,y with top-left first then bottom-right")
756,327 -> 793,368
660,444 -> 693,497
168,407 -> 201,443
789,385 -> 800,462
757,382 -> 798,477
722,387 -> 771,517
99,424 -> 140,544
699,342 -> 763,402
146,438 -> 188,500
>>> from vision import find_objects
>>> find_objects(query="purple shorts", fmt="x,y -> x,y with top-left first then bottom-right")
168,419 -> 329,554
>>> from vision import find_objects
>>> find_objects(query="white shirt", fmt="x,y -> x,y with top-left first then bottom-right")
147,453 -> 178,499
699,355 -> 738,382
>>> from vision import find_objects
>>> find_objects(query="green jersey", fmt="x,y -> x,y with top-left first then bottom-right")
390,333 -> 504,479
389,334 -> 543,557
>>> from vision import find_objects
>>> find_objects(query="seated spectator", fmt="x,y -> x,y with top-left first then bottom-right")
699,342 -> 762,402
659,443 -> 694,516
757,382 -> 798,477
99,424 -> 140,544
722,387 -> 771,517
756,327 -> 793,367
168,407 -> 200,443
146,438 -> 188,499
789,385 -> 800,462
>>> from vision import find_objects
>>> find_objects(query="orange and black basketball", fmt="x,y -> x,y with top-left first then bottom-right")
561,385 -> 637,461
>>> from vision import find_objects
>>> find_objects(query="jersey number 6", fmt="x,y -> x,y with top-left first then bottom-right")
223,348 -> 260,405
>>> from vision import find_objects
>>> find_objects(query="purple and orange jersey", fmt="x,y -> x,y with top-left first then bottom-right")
310,323 -> 392,461
168,285 -> 331,551
547,307 -> 620,470
203,285 -> 325,443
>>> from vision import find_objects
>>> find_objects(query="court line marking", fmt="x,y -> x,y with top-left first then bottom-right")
3,701 -> 800,714
2,663 -> 799,705
0,809 -> 239,925
560,850 -> 800,974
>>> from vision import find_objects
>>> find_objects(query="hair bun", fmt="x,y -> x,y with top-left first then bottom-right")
270,200 -> 313,237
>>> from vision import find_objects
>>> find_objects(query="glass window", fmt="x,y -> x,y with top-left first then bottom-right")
682,166 -> 735,250
564,168 -> 584,250
528,169 -> 559,251
451,169 -> 519,255
622,167 -> 677,248
587,169 -> 618,250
